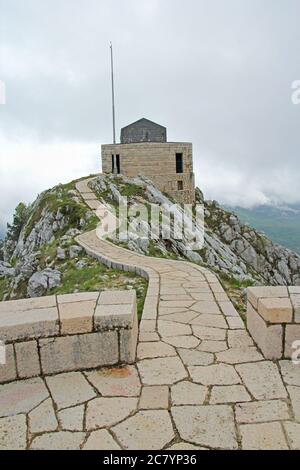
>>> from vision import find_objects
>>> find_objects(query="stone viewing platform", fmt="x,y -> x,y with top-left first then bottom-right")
0,176 -> 299,450
0,290 -> 138,383
247,286 -> 300,360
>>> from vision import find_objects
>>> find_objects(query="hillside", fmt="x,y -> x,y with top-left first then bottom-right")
226,204 -> 300,255
0,174 -> 299,310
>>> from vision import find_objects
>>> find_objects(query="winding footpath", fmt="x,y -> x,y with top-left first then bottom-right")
0,176 -> 299,450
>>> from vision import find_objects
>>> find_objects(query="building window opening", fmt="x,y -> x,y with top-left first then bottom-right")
112,154 -> 120,174
177,181 -> 183,191
176,153 -> 183,173
116,154 -> 120,174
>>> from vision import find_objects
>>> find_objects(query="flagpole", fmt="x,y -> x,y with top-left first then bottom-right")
110,42 -> 116,144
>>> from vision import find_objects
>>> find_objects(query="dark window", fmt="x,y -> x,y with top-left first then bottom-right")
116,154 -> 120,174
177,181 -> 183,191
176,153 -> 183,173
112,154 -> 120,174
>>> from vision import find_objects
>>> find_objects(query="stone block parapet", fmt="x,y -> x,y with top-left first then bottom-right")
0,290 -> 138,384
247,286 -> 300,359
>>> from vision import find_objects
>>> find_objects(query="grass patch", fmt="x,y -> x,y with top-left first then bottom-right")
219,273 -> 255,319
0,278 -> 10,301
119,183 -> 145,198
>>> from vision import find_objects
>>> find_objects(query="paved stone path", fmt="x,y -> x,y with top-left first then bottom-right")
0,177 -> 299,450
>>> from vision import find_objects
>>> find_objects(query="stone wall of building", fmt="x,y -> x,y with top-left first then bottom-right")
101,142 -> 195,203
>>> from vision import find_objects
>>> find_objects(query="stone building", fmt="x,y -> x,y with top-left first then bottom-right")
101,118 -> 195,203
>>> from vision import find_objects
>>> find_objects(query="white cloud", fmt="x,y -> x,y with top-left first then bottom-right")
0,133 -> 99,229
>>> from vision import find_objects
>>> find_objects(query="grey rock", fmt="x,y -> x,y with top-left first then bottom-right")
27,268 -> 61,297
69,245 -> 83,259
56,247 -> 66,261
76,260 -> 87,270
0,261 -> 15,278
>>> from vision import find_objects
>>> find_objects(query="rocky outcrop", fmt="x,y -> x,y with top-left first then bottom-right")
27,268 -> 61,297
0,261 -> 15,278
0,182 -> 98,300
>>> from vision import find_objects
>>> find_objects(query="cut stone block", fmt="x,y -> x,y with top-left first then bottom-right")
0,307 -> 59,342
257,297 -> 293,323
290,294 -> 300,323
46,372 -> 96,410
86,365 -> 141,397
190,323 -> 227,340
57,292 -> 99,304
227,316 -> 245,329
219,302 -> 239,317
0,344 -> 17,383
138,356 -> 187,385
58,405 -> 84,431
139,386 -> 169,409
288,385 -> 300,421
112,410 -> 175,450
247,303 -> 283,359
172,405 -> 237,450
198,340 -> 228,353
119,308 -> 138,363
191,314 -> 227,329
284,422 -> 300,450
158,320 -> 191,337
0,378 -> 49,417
137,341 -> 176,359
29,397 -> 58,434
189,364 -> 241,386
236,361 -> 287,400
40,331 -> 118,375
30,431 -> 85,450
98,289 -> 136,305
139,332 -> 160,342
210,385 -> 251,404
285,324 -> 300,358
235,400 -> 290,424
164,335 -> 200,349
59,300 -> 95,335
247,286 -> 288,309
240,422 -> 288,450
82,429 -> 121,450
86,397 -> 137,430
227,330 -> 254,348
0,296 -> 56,313
177,348 -> 214,366
216,347 -> 263,364
289,287 -> 300,294
171,381 -> 207,405
191,301 -> 221,315
0,414 -> 27,450
94,303 -> 135,330
15,340 -> 40,379
168,442 -> 206,450
279,360 -> 300,386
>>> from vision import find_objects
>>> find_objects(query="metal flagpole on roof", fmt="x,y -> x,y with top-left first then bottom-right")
110,42 -> 116,144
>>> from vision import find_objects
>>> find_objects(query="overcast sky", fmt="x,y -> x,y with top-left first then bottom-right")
1,0 -> 300,234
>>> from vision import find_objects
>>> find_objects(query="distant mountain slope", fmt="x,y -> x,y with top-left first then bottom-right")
226,204 -> 300,255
